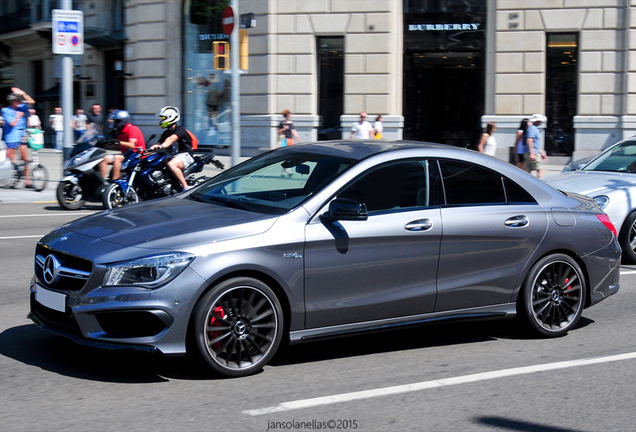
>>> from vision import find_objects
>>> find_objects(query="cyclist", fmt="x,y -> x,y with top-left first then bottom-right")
1,89 -> 35,187
99,110 -> 146,180
150,106 -> 194,191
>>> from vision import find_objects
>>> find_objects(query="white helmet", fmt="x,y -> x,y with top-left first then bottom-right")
156,106 -> 180,129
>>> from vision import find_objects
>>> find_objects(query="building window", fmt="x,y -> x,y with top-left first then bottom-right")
546,33 -> 578,156
183,0 -> 231,148
317,37 -> 344,141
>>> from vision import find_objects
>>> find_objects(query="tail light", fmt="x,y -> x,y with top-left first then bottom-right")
597,214 -> 617,237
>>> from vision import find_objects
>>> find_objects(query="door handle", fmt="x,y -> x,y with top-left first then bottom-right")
405,219 -> 433,231
505,215 -> 529,228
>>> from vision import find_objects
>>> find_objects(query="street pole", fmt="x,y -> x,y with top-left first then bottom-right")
230,0 -> 240,166
60,0 -> 74,165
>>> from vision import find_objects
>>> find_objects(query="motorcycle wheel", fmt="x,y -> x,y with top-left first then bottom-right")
102,182 -> 140,209
56,180 -> 86,210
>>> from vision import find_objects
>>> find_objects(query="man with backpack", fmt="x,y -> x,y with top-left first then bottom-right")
151,106 -> 196,191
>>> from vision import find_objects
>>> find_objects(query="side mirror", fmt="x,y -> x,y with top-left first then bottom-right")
320,199 -> 368,223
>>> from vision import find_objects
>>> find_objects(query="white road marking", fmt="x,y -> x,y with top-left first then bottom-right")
0,235 -> 43,240
243,351 -> 636,415
0,213 -> 93,218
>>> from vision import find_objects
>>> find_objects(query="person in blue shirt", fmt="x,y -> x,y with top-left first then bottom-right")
1,88 -> 35,186
525,113 -> 547,178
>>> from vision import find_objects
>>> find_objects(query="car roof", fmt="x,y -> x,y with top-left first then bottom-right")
280,140 -> 454,162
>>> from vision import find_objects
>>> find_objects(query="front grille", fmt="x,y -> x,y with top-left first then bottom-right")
35,244 -> 92,292
30,294 -> 81,334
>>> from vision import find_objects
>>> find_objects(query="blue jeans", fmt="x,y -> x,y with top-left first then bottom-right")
55,131 -> 63,151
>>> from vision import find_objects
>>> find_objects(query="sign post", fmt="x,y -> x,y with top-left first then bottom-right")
52,5 -> 82,166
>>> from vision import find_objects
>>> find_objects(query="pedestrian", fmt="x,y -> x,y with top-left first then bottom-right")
27,108 -> 41,129
514,118 -> 529,169
349,112 -> 374,139
477,121 -> 497,156
49,107 -> 63,153
71,108 -> 88,140
278,109 -> 301,147
86,103 -> 104,134
1,88 -> 35,187
373,115 -> 384,139
525,113 -> 548,178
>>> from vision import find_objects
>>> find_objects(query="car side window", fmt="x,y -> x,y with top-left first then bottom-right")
337,160 -> 436,213
438,159 -> 507,205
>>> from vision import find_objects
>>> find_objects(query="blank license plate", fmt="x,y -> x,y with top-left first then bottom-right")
36,286 -> 67,313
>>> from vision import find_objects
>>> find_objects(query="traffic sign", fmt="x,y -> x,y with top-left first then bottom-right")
52,9 -> 84,54
222,6 -> 235,36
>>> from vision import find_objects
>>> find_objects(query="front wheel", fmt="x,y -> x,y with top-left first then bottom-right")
102,182 -> 140,209
518,254 -> 586,338
190,277 -> 284,378
56,180 -> 86,210
619,211 -> 636,264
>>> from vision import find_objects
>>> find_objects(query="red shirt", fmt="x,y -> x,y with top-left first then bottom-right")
117,123 -> 146,153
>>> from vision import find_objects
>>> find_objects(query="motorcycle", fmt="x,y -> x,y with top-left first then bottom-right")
102,145 -> 224,209
56,128 -> 114,210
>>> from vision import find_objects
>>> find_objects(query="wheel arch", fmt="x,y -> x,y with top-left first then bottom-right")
188,269 -> 294,343
517,248 -> 591,308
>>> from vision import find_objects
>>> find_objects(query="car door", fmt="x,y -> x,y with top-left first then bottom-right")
304,159 -> 443,328
434,159 -> 548,311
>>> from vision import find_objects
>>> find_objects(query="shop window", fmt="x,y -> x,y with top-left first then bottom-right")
546,33 -> 578,156
317,37 -> 344,141
183,0 -> 231,148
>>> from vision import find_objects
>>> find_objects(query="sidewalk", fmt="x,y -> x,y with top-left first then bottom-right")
1,148 -> 571,204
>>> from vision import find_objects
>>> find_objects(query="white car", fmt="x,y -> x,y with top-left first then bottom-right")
545,139 -> 636,262
0,140 -> 15,185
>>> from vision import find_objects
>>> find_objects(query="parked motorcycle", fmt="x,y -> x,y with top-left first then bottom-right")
102,146 -> 224,209
56,128 -> 115,210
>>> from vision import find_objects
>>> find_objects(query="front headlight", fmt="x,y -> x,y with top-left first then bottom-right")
593,195 -> 609,210
103,252 -> 195,288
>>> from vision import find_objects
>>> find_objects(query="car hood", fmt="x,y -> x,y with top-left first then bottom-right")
54,197 -> 277,248
545,171 -> 636,196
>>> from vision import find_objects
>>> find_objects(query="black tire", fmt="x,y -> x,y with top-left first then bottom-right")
7,164 -> 21,188
30,163 -> 49,192
102,182 -> 139,209
190,277 -> 284,378
56,180 -> 86,210
619,211 -> 636,264
518,254 -> 586,338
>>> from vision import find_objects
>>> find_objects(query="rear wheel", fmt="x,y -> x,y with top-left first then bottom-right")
619,211 -> 636,264
56,180 -> 86,210
102,182 -> 139,209
30,163 -> 49,192
519,254 -> 585,337
190,277 -> 283,377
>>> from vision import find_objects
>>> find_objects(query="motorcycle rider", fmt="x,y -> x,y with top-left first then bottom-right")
100,110 -> 145,180
150,106 -> 194,191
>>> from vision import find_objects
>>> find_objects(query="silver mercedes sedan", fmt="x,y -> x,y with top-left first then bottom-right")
545,139 -> 636,263
30,141 -> 620,377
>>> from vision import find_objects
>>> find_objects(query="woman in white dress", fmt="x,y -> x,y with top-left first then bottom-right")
478,121 -> 497,156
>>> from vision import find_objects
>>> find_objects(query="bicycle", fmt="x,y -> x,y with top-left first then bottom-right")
7,128 -> 49,192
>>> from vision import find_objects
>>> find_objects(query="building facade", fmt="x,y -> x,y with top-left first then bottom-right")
1,0 -> 635,159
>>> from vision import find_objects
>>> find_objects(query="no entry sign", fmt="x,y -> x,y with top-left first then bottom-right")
222,6 -> 235,36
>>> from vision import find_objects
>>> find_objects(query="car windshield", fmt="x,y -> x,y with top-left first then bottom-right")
187,149 -> 357,215
583,141 -> 636,173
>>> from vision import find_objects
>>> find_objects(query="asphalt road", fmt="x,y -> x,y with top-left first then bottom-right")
1,197 -> 636,431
